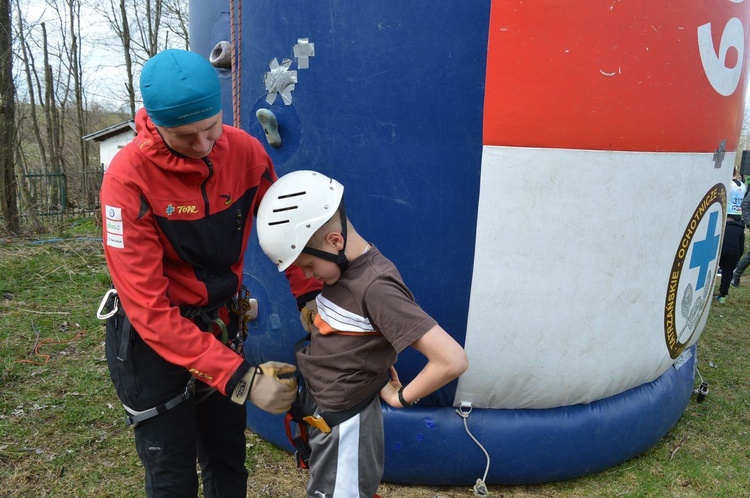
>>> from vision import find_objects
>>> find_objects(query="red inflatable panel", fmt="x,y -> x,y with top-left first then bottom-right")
483,1 -> 749,152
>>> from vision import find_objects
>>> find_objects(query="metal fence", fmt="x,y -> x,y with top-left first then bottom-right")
11,168 -> 103,232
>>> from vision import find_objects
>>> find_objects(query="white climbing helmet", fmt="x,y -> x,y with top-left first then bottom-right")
257,170 -> 345,271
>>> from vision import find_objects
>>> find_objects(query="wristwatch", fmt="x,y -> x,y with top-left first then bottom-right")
398,386 -> 419,408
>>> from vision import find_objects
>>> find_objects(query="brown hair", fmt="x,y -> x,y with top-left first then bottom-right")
307,204 -> 353,248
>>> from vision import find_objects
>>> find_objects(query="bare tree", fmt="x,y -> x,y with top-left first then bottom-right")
96,0 -> 189,117
18,34 -> 48,169
61,0 -> 93,206
118,0 -> 135,116
96,0 -> 135,116
1,0 -> 19,234
13,105 -> 45,232
163,0 -> 188,50
12,1 -> 70,214
136,0 -> 162,57
41,22 -> 66,210
14,0 -> 102,216
12,3 -> 49,229
7,0 -> 189,231
128,0 -> 191,63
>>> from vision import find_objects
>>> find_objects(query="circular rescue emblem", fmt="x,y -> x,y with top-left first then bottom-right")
664,183 -> 726,359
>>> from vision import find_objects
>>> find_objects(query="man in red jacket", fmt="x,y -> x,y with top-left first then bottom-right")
99,49 -> 320,498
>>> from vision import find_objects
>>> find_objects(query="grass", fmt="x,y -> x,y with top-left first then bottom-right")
0,221 -> 749,497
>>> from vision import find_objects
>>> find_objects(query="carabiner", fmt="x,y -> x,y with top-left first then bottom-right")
96,289 -> 119,319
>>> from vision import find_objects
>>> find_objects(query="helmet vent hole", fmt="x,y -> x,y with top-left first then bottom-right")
273,205 -> 298,213
279,191 -> 305,199
268,220 -> 289,226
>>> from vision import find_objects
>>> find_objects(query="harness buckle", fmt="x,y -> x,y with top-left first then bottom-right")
183,377 -> 196,399
303,414 -> 332,433
124,378 -> 196,427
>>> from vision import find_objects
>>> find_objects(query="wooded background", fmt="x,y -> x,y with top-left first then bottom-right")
1,1 -> 749,237
0,0 -> 188,236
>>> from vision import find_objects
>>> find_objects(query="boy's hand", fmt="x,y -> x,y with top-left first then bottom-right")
379,366 -> 403,408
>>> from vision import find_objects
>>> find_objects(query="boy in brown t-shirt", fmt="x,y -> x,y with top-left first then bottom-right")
256,170 -> 468,498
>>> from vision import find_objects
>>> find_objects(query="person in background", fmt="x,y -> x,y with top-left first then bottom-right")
256,170 -> 469,498
728,170 -> 747,218
715,176 -> 746,303
731,178 -> 750,287
98,49 -> 321,497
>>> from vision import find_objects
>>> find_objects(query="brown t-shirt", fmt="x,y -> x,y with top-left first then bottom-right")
296,245 -> 437,412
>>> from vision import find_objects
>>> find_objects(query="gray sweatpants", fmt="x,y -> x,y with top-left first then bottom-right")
306,396 -> 384,498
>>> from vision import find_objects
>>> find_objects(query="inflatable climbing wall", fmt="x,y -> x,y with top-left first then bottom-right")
189,0 -> 749,485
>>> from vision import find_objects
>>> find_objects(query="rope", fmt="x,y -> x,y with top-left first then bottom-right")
16,320 -> 86,366
237,1 -> 242,125
456,403 -> 490,497
229,0 -> 242,128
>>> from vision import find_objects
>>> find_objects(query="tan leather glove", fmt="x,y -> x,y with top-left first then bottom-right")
300,299 -> 318,333
230,361 -> 298,414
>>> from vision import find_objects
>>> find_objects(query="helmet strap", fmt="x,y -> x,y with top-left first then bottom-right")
301,200 -> 349,274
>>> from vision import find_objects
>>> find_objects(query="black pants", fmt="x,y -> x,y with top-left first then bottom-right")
718,252 -> 739,297
105,312 -> 248,498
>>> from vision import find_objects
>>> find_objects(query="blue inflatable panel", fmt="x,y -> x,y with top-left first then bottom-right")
190,0 -> 489,407
246,346 -> 696,485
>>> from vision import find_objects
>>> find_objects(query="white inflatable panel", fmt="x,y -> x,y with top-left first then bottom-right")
457,146 -> 728,409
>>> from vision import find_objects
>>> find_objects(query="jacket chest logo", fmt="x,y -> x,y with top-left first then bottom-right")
166,203 -> 198,216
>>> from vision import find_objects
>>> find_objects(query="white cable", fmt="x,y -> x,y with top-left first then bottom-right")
456,403 -> 490,497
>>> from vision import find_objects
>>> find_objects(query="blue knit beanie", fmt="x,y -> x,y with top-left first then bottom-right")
140,49 -> 222,128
